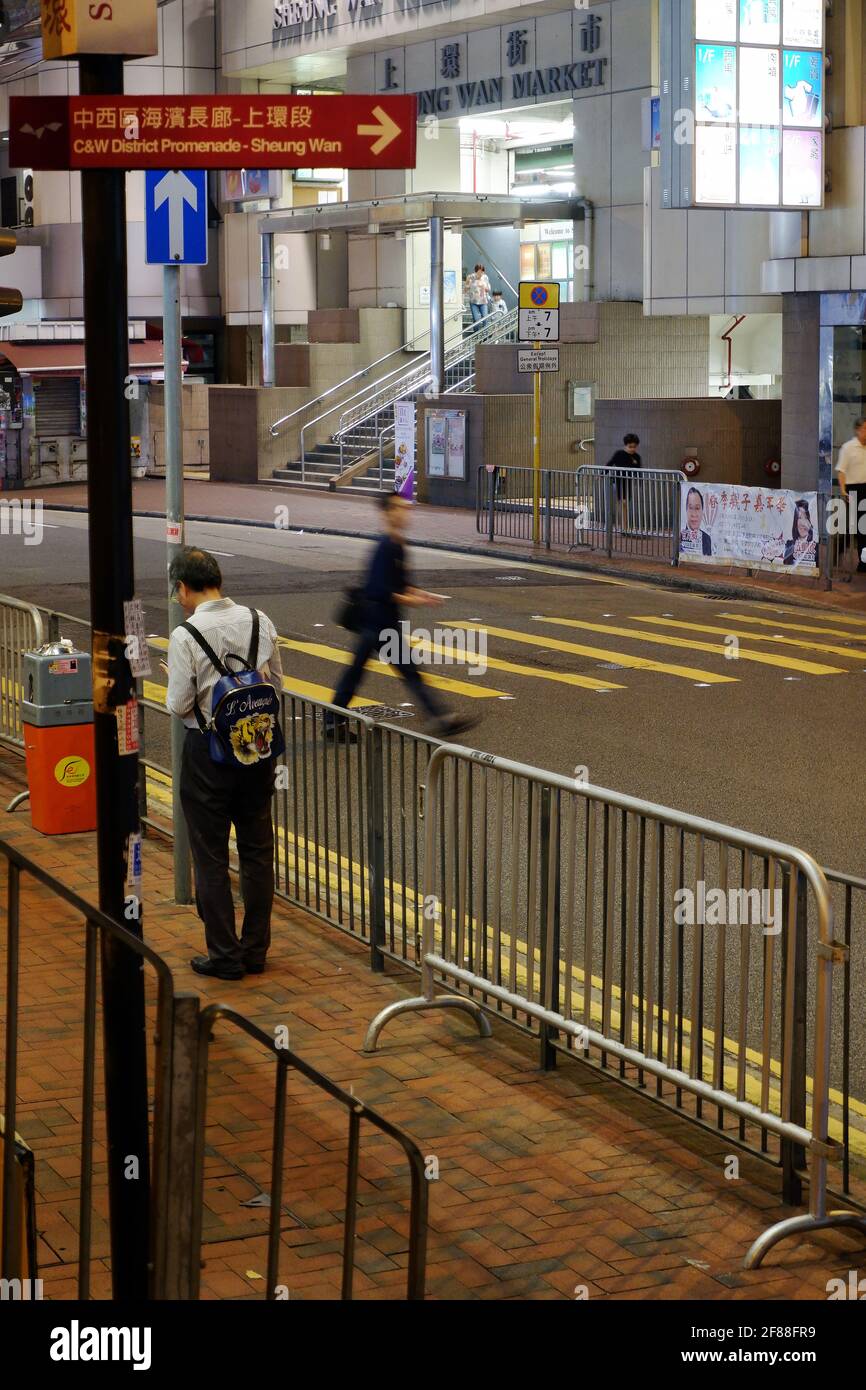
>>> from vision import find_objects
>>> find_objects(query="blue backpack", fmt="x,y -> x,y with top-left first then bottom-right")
182,608 -> 284,767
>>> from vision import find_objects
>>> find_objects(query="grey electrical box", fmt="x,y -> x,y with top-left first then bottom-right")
22,640 -> 93,727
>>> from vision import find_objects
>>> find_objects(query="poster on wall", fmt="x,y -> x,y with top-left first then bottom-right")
393,399 -> 415,498
427,412 -> 447,477
446,412 -> 466,479
679,482 -> 820,575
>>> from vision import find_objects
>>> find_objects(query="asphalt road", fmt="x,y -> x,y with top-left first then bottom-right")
3,509 -> 863,876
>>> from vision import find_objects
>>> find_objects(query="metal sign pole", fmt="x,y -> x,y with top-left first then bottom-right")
533,346 -> 541,545
79,51 -> 151,1300
163,261 -> 192,903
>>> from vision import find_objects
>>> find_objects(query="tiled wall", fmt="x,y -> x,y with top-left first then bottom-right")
595,398 -> 782,485
477,303 -> 709,468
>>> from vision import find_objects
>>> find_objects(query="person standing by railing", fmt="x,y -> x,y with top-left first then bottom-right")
605,433 -> 642,532
835,417 -> 866,573
166,547 -> 284,981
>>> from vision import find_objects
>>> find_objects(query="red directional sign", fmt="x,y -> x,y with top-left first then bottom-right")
9,94 -> 417,171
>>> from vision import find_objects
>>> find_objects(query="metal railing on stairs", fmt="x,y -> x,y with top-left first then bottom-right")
290,309 -> 516,483
268,309 -> 464,441
333,308 -> 516,474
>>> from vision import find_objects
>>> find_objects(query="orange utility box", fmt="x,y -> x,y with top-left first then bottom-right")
22,641 -> 97,835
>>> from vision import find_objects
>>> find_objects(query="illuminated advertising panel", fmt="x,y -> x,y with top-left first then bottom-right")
695,0 -> 736,42
689,0 -> 825,209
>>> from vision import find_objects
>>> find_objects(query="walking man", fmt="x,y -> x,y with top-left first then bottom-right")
166,547 -> 284,980
836,417 -> 866,572
327,493 -> 477,740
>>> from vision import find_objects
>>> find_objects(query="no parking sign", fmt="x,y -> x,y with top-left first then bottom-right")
518,281 -> 560,341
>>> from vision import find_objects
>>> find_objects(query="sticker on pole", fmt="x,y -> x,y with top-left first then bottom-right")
166,520 -> 183,544
518,348 -> 560,373
116,698 -> 140,757
124,598 -> 152,678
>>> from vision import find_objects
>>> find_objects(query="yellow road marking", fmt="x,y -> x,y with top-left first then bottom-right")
634,614 -> 866,662
143,668 -> 374,710
409,636 -> 625,692
534,616 -> 845,676
443,621 -> 737,684
719,611 -> 866,639
277,636 -> 507,699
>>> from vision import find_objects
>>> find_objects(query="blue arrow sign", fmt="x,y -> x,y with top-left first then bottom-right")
145,169 -> 208,266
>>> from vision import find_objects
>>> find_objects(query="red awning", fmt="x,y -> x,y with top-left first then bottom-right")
0,341 -> 168,375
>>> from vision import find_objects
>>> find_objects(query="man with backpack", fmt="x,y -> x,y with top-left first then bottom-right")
166,547 -> 284,980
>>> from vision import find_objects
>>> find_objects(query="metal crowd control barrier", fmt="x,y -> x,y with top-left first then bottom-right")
190,1004 -> 428,1300
0,597 -> 44,748
0,836 -> 176,1298
364,744 -> 866,1268
0,835 -> 428,1300
476,464 -> 684,563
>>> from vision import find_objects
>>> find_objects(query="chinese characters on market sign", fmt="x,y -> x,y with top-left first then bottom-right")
9,94 -> 417,170
41,0 -> 158,60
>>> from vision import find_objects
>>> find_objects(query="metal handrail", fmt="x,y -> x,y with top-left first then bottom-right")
334,308 -> 517,458
269,308 -> 465,438
296,308 -> 518,478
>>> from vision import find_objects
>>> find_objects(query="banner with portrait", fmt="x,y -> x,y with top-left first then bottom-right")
678,482 -> 820,576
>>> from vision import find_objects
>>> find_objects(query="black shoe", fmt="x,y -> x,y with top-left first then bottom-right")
323,718 -> 358,743
432,713 -> 481,740
243,962 -> 265,975
190,956 -> 244,980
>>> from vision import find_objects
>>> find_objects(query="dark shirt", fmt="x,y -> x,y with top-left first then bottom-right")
363,535 -> 409,620
608,449 -> 641,470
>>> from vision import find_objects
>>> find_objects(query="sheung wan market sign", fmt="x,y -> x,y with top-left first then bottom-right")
414,58 -> 607,115
395,15 -> 607,115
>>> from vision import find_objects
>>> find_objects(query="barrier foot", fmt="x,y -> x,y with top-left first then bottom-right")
5,791 -> 30,813
364,993 -> 492,1053
744,1209 -> 866,1270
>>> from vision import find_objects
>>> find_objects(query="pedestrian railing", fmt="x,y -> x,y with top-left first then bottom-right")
476,464 -> 684,564
5,597 -> 866,1269
0,835 -> 428,1299
0,597 -> 44,748
0,836 -> 176,1298
364,744 -> 866,1268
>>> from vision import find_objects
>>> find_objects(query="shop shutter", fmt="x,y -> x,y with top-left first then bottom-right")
34,378 -> 80,437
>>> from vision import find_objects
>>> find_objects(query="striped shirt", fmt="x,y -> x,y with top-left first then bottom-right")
166,597 -> 284,731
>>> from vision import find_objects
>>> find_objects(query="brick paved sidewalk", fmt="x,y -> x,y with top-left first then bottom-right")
0,743 -> 861,1301
39,478 -> 866,616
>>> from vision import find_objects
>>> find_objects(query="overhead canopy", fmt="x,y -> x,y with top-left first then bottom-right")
258,192 -> 586,237
0,341 -> 169,375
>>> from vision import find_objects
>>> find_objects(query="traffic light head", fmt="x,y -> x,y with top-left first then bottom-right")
0,230 -> 23,318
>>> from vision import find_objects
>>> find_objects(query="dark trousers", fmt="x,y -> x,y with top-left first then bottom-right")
332,621 -> 444,721
180,729 -> 276,970
848,484 -> 866,571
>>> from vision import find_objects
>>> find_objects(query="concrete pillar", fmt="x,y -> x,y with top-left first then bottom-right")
430,215 -> 444,395
261,232 -> 275,388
